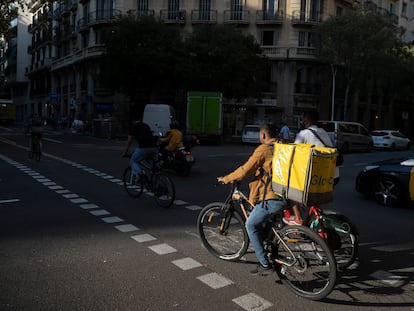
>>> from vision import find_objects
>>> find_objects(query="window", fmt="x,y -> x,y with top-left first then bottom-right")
402,2 -> 407,16
199,0 -> 211,19
231,0 -> 244,20
168,0 -> 180,19
261,30 -> 278,45
298,31 -> 312,47
137,0 -> 148,12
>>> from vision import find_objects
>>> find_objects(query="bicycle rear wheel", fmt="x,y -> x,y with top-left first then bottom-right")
152,173 -> 175,208
197,202 -> 249,261
319,211 -> 359,269
273,225 -> 337,301
123,166 -> 144,198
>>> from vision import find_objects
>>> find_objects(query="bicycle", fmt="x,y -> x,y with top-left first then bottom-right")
28,132 -> 42,161
197,182 -> 337,301
123,156 -> 175,208
288,203 -> 359,269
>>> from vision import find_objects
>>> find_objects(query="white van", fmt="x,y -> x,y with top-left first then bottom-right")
317,120 -> 373,152
143,104 -> 176,136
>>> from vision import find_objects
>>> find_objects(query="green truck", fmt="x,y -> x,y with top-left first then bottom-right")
186,91 -> 223,144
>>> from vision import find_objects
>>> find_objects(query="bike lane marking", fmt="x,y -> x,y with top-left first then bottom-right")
1,152 -> 279,310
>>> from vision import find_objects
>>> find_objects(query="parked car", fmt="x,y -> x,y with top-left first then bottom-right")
241,124 -> 261,144
317,120 -> 373,153
370,130 -> 411,150
355,157 -> 414,207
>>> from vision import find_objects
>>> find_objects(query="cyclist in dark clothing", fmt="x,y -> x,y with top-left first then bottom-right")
123,121 -> 158,175
26,113 -> 44,152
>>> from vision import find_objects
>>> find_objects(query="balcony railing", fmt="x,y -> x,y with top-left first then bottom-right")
256,10 -> 284,24
88,9 -> 121,26
125,9 -> 155,18
261,46 -> 317,60
223,10 -> 250,24
52,44 -> 106,71
291,10 -> 322,25
191,10 -> 217,24
160,10 -> 186,24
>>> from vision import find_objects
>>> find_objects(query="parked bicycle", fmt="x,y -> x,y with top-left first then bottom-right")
28,133 -> 42,161
123,156 -> 175,208
197,182 -> 337,301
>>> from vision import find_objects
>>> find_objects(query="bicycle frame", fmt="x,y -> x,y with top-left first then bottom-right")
223,183 -> 299,267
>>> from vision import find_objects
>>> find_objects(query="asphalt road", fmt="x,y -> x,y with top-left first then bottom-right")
1,126 -> 414,311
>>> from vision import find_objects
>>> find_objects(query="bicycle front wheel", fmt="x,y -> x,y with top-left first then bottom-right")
273,225 -> 337,301
197,202 -> 249,261
152,173 -> 175,208
34,139 -> 41,161
123,167 -> 144,198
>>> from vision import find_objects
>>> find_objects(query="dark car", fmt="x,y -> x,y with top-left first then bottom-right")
355,157 -> 414,207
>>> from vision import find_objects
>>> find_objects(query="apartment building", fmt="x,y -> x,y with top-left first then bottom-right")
2,0 -> 408,136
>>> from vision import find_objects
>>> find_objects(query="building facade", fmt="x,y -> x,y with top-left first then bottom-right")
1,0 -> 411,137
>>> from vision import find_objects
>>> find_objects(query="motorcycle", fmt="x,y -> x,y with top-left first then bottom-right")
158,134 -> 198,176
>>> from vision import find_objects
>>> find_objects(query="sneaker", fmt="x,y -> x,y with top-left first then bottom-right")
250,263 -> 273,276
282,216 -> 303,226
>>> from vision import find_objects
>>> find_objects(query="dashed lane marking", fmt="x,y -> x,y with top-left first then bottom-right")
0,199 -> 20,204
232,293 -> 273,311
101,216 -> 124,224
185,205 -> 202,211
89,209 -> 110,216
172,257 -> 202,271
148,243 -> 177,255
370,270 -> 405,287
197,272 -> 234,289
115,224 -> 139,233
80,203 -> 99,210
131,233 -> 157,243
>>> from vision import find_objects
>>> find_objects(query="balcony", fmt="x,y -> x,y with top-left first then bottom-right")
223,10 -> 250,24
191,10 -> 217,24
88,9 -> 121,27
256,10 -> 284,24
291,10 -> 322,26
160,10 -> 186,24
126,9 -> 155,18
261,46 -> 317,60
52,44 -> 106,71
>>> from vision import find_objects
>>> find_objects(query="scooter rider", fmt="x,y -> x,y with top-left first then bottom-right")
159,121 -> 184,162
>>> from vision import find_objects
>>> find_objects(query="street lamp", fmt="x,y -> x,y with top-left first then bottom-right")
330,63 -> 337,121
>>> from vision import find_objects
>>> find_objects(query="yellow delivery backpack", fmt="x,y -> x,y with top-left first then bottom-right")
272,143 -> 338,205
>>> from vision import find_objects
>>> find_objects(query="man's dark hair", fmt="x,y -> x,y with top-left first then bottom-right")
261,123 -> 278,138
302,111 -> 319,125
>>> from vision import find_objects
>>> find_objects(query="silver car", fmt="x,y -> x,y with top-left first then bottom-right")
370,130 -> 411,150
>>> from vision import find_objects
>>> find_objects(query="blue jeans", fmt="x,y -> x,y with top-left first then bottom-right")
246,200 -> 284,266
130,147 -> 157,175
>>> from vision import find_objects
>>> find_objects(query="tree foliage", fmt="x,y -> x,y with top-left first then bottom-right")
314,10 -> 408,118
0,0 -> 23,40
101,18 -> 269,103
101,16 -> 186,103
184,24 -> 269,98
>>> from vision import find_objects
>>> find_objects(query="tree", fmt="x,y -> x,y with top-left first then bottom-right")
0,0 -> 25,40
314,10 -> 403,120
184,24 -> 269,99
101,16 -> 186,105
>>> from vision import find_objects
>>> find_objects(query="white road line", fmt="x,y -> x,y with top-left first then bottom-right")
148,243 -> 177,255
43,137 -> 62,143
131,233 -> 157,243
114,224 -> 139,232
197,273 -> 234,289
185,205 -> 202,211
62,193 -> 79,199
232,293 -> 273,311
370,270 -> 405,287
80,203 -> 99,209
70,198 -> 88,204
89,209 -> 110,216
101,216 -> 123,224
0,199 -> 20,204
172,257 -> 202,271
